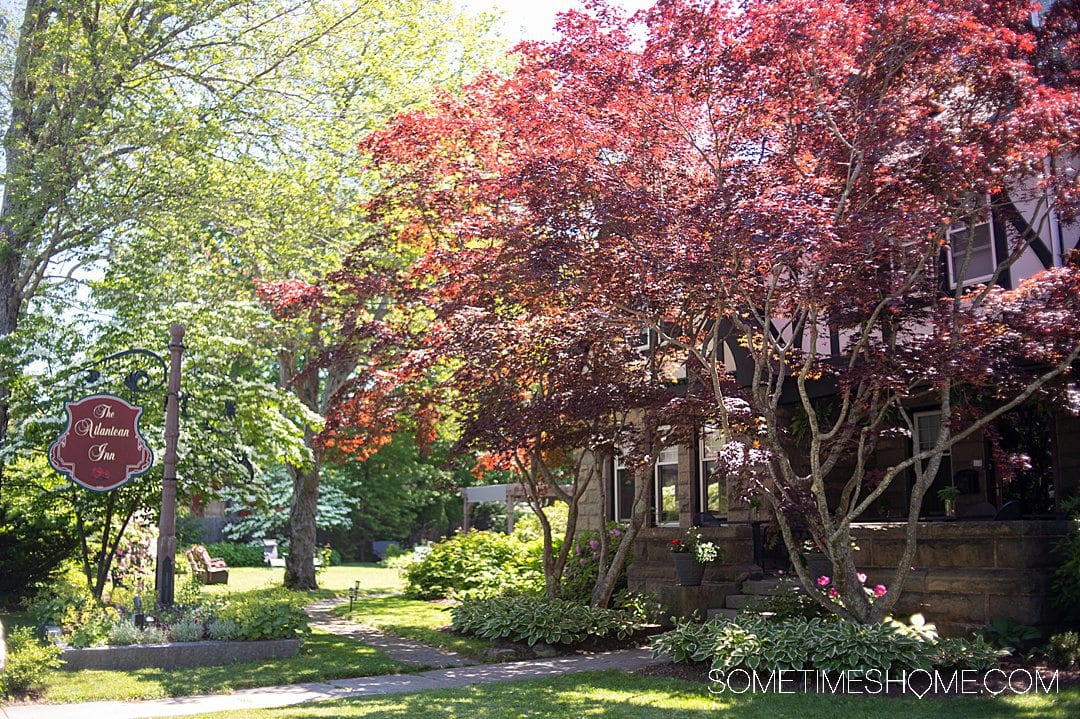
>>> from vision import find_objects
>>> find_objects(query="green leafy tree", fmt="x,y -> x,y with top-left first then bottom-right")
73,0 -> 504,589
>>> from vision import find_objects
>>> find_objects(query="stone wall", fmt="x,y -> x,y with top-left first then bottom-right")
627,520 -> 1072,636
851,520 -> 1071,636
628,525 -> 759,619
60,638 -> 302,671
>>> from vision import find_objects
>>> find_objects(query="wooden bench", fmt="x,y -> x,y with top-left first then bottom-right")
185,545 -> 229,585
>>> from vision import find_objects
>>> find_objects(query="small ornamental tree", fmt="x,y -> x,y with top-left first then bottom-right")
429,306 -> 675,605
358,0 -> 1080,622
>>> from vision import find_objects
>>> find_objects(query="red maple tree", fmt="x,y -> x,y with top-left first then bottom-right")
353,0 -> 1080,621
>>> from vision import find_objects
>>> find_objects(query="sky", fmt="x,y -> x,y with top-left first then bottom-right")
460,0 -> 656,42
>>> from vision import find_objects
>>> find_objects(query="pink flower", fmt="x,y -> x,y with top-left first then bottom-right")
857,572 -> 867,584
828,588 -> 839,598
589,539 -> 600,550
873,584 -> 887,597
816,576 -> 830,587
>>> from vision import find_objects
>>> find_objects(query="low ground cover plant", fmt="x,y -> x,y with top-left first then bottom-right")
451,595 -> 637,646
651,614 -> 1000,673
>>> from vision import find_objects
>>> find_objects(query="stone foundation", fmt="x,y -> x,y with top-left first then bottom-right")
850,520 -> 1070,636
628,520 -> 1072,636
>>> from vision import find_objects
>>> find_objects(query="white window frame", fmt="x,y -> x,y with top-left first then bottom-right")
611,451 -> 633,523
913,410 -> 951,463
653,444 -> 680,527
947,206 -> 998,287
698,426 -> 727,518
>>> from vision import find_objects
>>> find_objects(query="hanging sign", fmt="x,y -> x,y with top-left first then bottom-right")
48,394 -> 154,492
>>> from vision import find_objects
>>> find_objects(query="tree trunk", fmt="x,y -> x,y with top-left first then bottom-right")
284,443 -> 320,591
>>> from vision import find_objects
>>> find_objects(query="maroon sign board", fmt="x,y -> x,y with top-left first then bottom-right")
48,394 -> 154,492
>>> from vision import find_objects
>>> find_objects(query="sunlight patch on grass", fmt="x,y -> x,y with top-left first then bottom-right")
336,596 -> 495,659
200,564 -> 402,599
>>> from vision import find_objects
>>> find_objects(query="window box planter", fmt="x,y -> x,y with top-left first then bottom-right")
803,551 -> 832,580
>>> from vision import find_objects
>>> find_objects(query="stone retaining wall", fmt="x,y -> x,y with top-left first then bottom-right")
850,520 -> 1070,636
628,520 -> 1072,635
60,638 -> 302,671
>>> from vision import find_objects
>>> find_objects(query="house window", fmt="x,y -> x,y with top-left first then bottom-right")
948,211 -> 997,286
612,451 -> 635,522
913,410 -> 953,512
654,445 -> 680,526
699,427 -> 728,518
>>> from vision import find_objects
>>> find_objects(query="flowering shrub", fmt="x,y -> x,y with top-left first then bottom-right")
111,512 -> 156,587
561,523 -> 629,604
813,572 -> 887,609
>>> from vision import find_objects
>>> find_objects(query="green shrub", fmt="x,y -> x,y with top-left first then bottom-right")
169,618 -> 206,642
208,619 -> 240,641
215,593 -> 309,640
1052,515 -> 1080,625
402,530 -> 544,600
1044,631 -> 1080,669
0,627 -> 63,698
976,618 -> 1041,654
0,503 -> 77,601
652,615 -> 1000,673
451,595 -> 637,646
205,542 -> 265,567
69,605 -> 120,648
107,620 -> 145,646
614,590 -> 664,624
26,570 -> 96,630
649,617 -> 725,663
935,636 -> 1002,671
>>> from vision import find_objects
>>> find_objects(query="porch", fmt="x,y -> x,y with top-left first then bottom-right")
629,519 -> 1072,636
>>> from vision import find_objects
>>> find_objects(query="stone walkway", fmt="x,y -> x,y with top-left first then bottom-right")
303,598 -> 475,668
0,598 -> 662,719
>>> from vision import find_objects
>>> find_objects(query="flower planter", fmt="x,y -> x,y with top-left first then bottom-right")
804,551 -> 832,580
672,553 -> 705,586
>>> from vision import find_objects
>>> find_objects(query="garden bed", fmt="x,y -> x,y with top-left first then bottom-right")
60,637 -> 302,671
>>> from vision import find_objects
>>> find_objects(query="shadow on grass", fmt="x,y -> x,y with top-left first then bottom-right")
191,671 -> 1080,719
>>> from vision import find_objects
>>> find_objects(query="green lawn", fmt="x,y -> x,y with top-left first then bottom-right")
183,670 -> 1080,719
335,596 -> 496,660
34,630 -> 412,704
200,564 -> 403,598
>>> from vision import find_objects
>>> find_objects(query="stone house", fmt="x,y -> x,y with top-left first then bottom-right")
577,188 -> 1080,636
